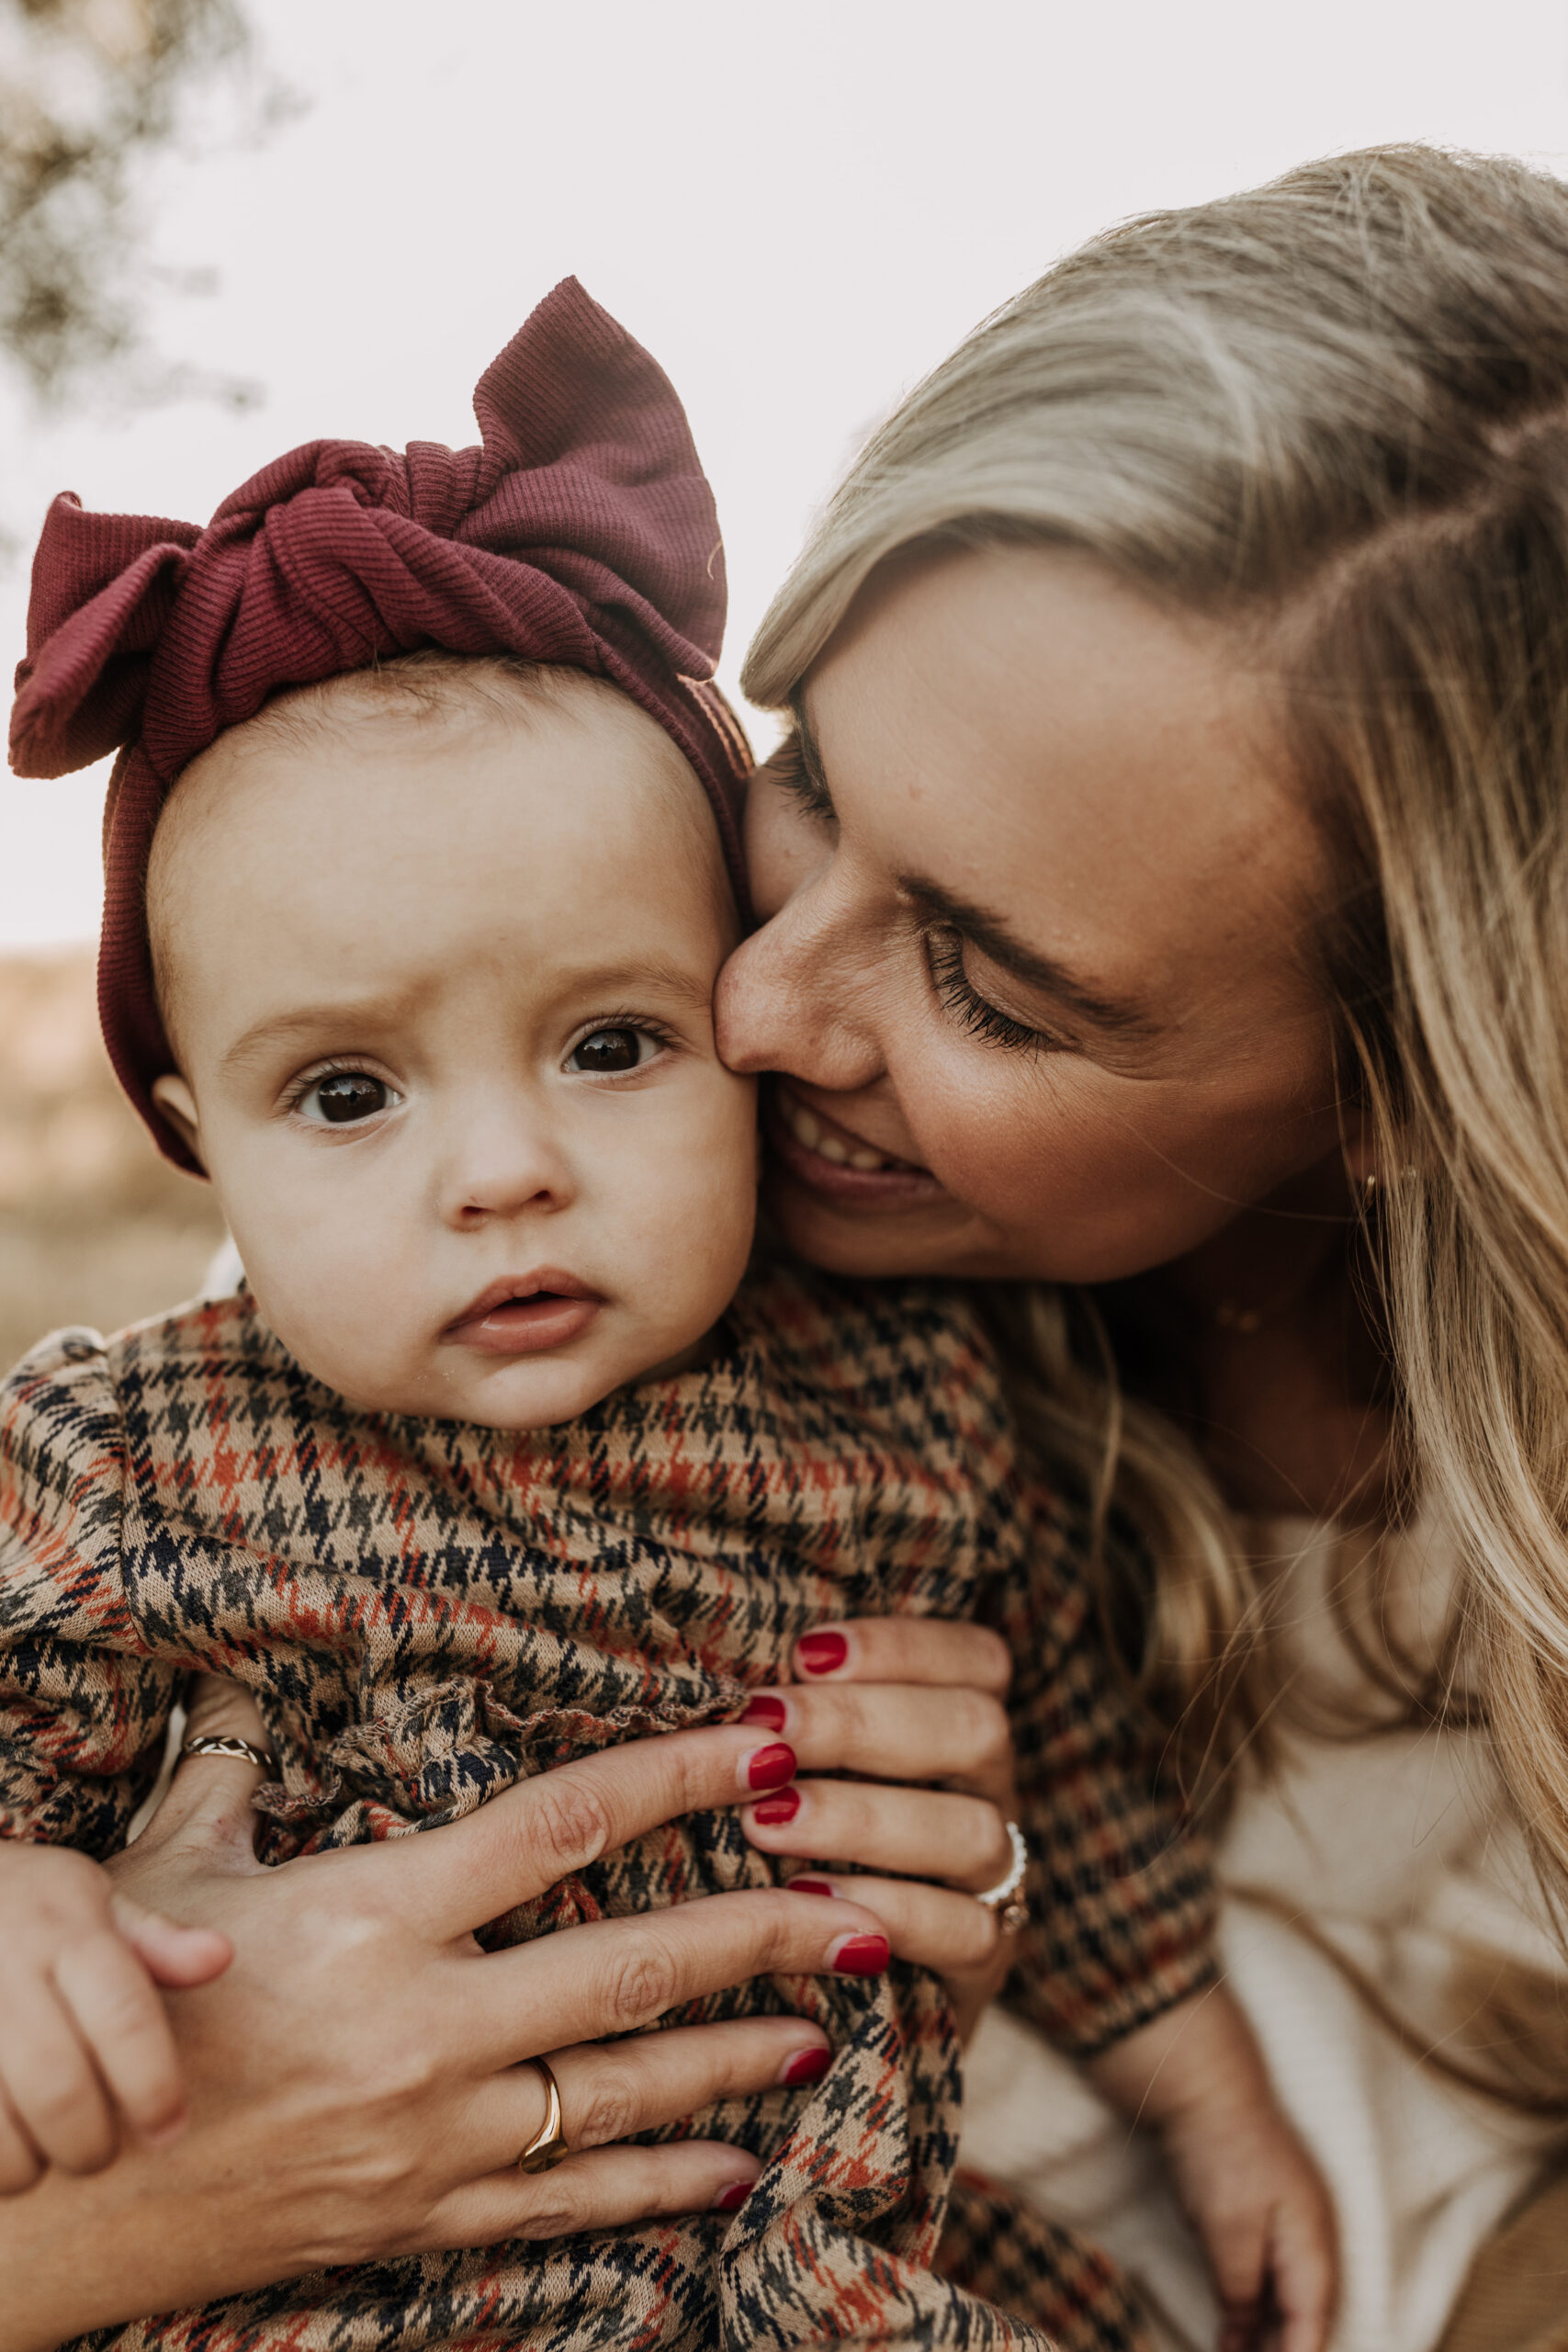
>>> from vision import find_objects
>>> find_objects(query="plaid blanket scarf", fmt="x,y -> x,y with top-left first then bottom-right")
0,1259 -> 1213,2351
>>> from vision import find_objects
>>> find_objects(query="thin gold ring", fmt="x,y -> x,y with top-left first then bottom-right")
517,2055 -> 570,2174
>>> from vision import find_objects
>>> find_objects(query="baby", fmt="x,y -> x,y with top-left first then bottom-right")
0,287 -> 1326,2352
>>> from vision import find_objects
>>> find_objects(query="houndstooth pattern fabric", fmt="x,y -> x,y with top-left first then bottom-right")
0,1259 -> 1210,2350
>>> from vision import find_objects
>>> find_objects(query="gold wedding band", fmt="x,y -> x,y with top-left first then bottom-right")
975,1820 -> 1031,1935
179,1734 -> 279,1775
517,2055 -> 570,2174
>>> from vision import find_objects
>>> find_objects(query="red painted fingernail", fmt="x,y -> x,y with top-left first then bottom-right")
788,1876 -> 836,1896
713,2180 -> 752,2211
797,1631 -> 847,1676
781,2045 -> 831,2086
746,1741 -> 796,1792
830,1932 -> 890,1974
750,1787 -> 800,1826
739,1695 -> 787,1731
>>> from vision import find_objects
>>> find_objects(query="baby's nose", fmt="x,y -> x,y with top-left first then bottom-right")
439,1107 -> 576,1227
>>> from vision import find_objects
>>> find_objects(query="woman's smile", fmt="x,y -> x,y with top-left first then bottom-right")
766,1080 -> 943,1206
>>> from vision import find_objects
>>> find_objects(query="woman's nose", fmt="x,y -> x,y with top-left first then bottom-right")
715,876 -> 886,1091
438,1102 -> 577,1229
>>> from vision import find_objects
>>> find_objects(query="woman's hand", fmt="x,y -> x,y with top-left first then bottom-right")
0,1716 -> 891,2352
733,1618 -> 1021,2039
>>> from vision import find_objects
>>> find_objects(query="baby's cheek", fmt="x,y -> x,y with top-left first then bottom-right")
223,1160 -> 417,1394
632,1092 -> 758,1328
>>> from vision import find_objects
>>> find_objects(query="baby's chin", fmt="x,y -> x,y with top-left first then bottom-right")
280,1329 -> 702,1430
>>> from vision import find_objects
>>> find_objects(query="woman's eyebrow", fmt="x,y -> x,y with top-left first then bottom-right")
900,876 -> 1162,1041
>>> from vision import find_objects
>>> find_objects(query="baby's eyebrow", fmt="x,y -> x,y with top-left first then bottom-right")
560,957 -> 716,1008
219,1001 -> 414,1073
220,962 -> 716,1073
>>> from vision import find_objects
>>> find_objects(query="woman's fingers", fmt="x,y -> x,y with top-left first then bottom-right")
738,1679 -> 1014,1805
545,2018 -> 832,2149
791,1618 -> 1010,1695
775,1872 -> 1008,1977
741,1774 -> 1015,1894
781,1873 -> 1015,2043
417,2140 -> 763,2253
125,1687 -> 273,1878
470,1884 -> 890,2061
182,1674 -> 271,1750
465,2016 -> 832,2173
410,2014 -> 839,2252
392,1726 -> 803,1937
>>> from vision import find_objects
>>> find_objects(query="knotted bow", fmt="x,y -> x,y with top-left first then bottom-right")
9,278 -> 750,1170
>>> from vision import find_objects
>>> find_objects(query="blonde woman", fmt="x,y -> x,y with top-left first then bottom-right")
716,143 -> 1568,2351
8,142 -> 1565,2352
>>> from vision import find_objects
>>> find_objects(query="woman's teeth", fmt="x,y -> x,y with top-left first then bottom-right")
780,1092 -> 894,1172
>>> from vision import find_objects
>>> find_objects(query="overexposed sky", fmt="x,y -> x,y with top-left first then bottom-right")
3,0 -> 1567,947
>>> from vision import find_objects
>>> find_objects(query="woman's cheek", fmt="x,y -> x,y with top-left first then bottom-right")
902,1058 -> 1210,1276
894,1046 -> 1074,1213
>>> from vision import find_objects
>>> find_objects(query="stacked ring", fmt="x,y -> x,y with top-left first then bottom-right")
974,1820 -> 1031,1935
179,1733 -> 279,1775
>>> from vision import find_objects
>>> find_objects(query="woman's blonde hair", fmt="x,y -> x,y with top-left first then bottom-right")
742,144 -> 1568,1887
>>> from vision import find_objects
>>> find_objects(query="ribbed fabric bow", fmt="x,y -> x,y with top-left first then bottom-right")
9,279 -> 750,1170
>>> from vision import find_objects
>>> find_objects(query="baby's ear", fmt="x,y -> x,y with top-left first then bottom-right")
150,1073 -> 205,1170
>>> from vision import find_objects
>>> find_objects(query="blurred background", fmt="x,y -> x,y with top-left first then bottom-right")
1,0 -> 1566,1372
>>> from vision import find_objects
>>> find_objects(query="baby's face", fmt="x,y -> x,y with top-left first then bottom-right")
150,679 -> 758,1427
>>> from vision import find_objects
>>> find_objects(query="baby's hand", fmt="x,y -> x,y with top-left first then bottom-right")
0,1838 -> 232,2191
1159,2069 -> 1336,2352
1088,1986 -> 1336,2352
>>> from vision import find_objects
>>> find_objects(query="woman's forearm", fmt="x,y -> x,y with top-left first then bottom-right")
0,2144 -> 288,2352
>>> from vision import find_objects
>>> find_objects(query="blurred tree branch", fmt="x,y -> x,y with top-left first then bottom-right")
0,0 -> 276,405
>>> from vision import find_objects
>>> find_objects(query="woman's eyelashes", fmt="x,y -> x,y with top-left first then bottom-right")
290,1065 -> 402,1125
922,926 -> 1070,1056
768,733 -> 836,825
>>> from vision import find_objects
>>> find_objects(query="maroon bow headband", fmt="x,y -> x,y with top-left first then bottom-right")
9,278 -> 751,1172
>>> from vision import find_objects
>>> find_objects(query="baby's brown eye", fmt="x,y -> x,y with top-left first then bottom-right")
569,1027 -> 649,1074
300,1071 -> 394,1124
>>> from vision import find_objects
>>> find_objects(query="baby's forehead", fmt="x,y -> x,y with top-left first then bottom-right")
146,655 -> 737,1032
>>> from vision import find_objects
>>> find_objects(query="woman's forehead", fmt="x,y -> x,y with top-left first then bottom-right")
806,542 -> 1326,1023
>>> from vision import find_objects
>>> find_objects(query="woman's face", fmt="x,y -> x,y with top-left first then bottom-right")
716,544 -> 1351,1283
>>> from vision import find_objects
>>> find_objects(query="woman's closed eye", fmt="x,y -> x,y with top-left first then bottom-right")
767,732 -> 836,826
922,926 -> 1071,1056
292,1066 -> 402,1125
